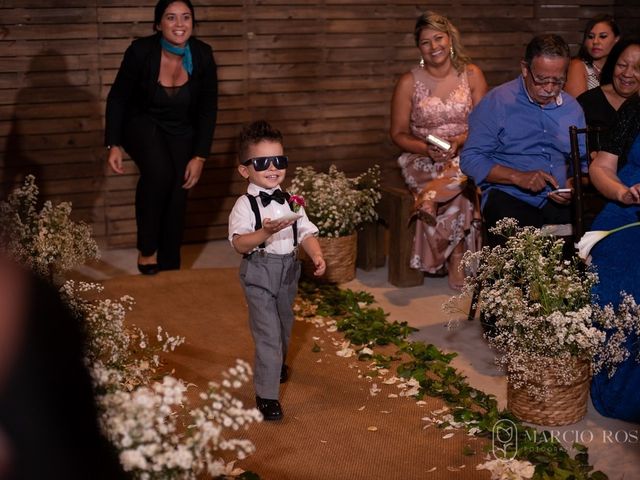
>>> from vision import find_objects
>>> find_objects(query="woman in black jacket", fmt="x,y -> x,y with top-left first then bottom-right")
105,0 -> 217,274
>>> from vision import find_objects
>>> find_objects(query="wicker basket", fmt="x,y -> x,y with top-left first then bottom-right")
507,357 -> 591,426
300,233 -> 357,283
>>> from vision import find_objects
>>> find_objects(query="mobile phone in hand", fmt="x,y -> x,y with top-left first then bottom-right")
426,134 -> 451,152
550,188 -> 572,195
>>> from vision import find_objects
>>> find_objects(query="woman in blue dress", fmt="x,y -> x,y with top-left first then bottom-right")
589,96 -> 640,423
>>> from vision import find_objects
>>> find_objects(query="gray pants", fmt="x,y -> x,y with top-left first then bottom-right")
239,251 -> 301,399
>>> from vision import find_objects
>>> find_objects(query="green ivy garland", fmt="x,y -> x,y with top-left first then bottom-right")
298,282 -> 609,480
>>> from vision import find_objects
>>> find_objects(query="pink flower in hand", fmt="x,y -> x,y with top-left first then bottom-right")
289,194 -> 306,213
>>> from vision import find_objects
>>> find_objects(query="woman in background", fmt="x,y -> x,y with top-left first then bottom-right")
587,96 -> 640,423
105,0 -> 217,274
578,38 -> 640,147
390,11 -> 487,290
565,14 -> 620,98
577,38 -> 640,226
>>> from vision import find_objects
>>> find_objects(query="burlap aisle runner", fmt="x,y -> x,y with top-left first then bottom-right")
103,269 -> 490,480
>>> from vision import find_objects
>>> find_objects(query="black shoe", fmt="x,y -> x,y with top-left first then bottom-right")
256,396 -> 283,421
137,263 -> 159,275
280,364 -> 289,384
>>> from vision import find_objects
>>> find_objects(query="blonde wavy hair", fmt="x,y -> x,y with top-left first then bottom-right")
414,11 -> 472,73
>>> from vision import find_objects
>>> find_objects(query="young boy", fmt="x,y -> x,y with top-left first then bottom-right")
228,120 -> 325,421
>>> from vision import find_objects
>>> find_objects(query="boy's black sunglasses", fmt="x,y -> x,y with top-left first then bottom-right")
241,155 -> 288,171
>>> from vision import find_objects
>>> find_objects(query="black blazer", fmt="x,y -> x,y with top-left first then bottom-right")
105,33 -> 218,159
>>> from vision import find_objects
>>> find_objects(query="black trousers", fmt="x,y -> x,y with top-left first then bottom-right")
482,189 -> 572,249
124,115 -> 193,270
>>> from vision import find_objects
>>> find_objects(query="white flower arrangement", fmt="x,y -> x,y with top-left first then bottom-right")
97,361 -> 261,479
289,164 -> 381,237
448,218 -> 640,398
575,221 -> 640,264
59,280 -> 262,479
60,280 -> 185,391
0,175 -> 99,278
1,178 -> 263,478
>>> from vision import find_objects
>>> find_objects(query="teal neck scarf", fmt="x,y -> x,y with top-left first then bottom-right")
160,37 -> 193,75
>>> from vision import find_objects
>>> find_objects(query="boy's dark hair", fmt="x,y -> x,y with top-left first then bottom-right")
237,120 -> 284,162
523,34 -> 570,68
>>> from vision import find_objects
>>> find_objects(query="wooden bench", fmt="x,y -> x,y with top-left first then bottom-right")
356,185 -> 423,287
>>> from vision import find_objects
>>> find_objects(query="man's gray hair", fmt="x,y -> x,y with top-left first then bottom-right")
524,34 -> 570,67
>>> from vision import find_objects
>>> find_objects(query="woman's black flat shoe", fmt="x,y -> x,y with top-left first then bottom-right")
137,263 -> 159,275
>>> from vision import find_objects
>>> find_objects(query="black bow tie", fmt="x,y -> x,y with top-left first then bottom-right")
259,189 -> 287,207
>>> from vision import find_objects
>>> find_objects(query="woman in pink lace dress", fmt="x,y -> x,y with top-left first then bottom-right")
390,12 -> 488,290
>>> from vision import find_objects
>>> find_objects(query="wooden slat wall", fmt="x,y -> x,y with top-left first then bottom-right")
0,3 -> 105,240
613,0 -> 640,37
0,1 -> 635,248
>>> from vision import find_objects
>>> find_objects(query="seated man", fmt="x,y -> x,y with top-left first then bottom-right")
461,34 -> 586,247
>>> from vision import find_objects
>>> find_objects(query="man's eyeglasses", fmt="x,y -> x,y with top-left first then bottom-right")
526,65 -> 566,88
241,155 -> 288,171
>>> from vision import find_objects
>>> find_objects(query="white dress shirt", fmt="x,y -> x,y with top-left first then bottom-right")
228,183 -> 319,255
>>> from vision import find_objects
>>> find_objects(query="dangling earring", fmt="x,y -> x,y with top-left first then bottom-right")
419,58 -> 425,68
450,46 -> 455,59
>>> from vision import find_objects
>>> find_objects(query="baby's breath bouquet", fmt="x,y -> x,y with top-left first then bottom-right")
449,218 -> 640,400
1,176 -> 262,478
0,175 -> 98,278
61,280 -> 262,479
289,164 -> 381,237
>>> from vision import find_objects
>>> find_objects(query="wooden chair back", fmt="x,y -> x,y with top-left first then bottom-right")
569,125 -> 604,239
